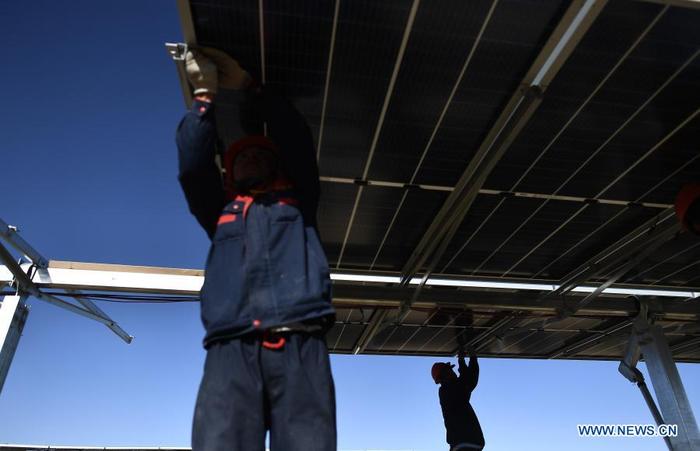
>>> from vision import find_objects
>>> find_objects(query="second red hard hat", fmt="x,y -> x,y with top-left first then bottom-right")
675,183 -> 700,235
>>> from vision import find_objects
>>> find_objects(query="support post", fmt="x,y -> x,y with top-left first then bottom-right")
0,295 -> 29,395
619,299 -> 700,450
620,334 -> 673,450
639,324 -> 700,450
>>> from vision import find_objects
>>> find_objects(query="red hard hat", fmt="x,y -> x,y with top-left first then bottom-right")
223,135 -> 279,192
675,183 -> 700,235
431,362 -> 454,384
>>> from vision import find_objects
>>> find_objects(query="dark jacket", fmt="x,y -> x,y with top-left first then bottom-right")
176,88 -> 335,348
439,356 -> 485,447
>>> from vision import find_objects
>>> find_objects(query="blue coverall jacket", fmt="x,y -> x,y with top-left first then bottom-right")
439,356 -> 485,448
176,88 -> 335,348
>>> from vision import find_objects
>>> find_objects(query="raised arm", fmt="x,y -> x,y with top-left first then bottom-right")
176,48 -> 251,239
458,348 -> 480,392
176,96 -> 226,240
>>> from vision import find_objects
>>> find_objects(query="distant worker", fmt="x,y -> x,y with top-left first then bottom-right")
176,47 -> 336,451
432,346 -> 485,450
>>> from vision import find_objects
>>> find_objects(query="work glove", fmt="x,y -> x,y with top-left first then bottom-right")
199,47 -> 252,90
185,49 -> 218,95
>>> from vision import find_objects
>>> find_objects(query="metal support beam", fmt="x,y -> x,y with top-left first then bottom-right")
466,314 -> 523,352
560,222 -> 681,317
69,290 -> 133,344
619,350 -> 673,450
24,260 -> 204,295
548,319 -> 631,359
671,336 -> 700,354
493,210 -> 683,341
543,218 -> 682,333
176,0 -> 196,44
552,209 -> 678,298
3,261 -> 697,300
0,244 -> 132,344
464,210 -> 681,347
318,176 -> 672,209
397,85 -> 543,320
165,42 -> 192,108
396,1 -> 607,330
353,309 -> 389,355
640,325 -> 700,450
330,283 -> 699,320
0,295 -> 29,395
0,218 -> 47,268
619,300 -> 700,450
637,0 -> 700,9
399,85 -> 542,288
166,0 -> 197,107
316,0 -> 341,161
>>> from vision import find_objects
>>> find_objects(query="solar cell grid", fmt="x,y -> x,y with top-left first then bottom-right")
176,0 -> 700,360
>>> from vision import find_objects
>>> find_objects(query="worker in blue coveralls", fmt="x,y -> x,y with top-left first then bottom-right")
176,47 -> 336,451
432,346 -> 485,450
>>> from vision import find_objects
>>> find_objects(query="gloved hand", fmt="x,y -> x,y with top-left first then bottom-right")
199,47 -> 251,90
185,49 -> 218,95
185,47 -> 252,95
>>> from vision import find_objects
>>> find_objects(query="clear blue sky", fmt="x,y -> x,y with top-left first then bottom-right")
1,2 -> 698,450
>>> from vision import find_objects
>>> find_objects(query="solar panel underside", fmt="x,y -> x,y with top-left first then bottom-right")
184,0 -> 700,361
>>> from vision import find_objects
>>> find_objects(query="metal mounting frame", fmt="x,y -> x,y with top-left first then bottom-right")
0,221 -> 134,396
618,299 -> 700,450
638,0 -> 700,9
0,294 -> 29,394
397,0 -> 607,305
356,0 -> 611,355
0,219 -> 47,268
548,318 -> 632,359
0,220 -> 132,344
399,0 -> 607,283
467,209 -> 684,349
165,42 -> 192,108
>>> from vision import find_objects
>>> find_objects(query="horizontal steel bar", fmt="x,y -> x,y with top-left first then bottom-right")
548,320 -> 632,359
318,176 -> 671,208
2,261 -> 697,301
637,0 -> 700,9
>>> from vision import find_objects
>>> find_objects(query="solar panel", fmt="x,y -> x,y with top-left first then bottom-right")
172,0 -> 700,361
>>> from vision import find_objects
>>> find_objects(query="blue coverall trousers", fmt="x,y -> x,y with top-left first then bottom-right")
192,332 -> 337,451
